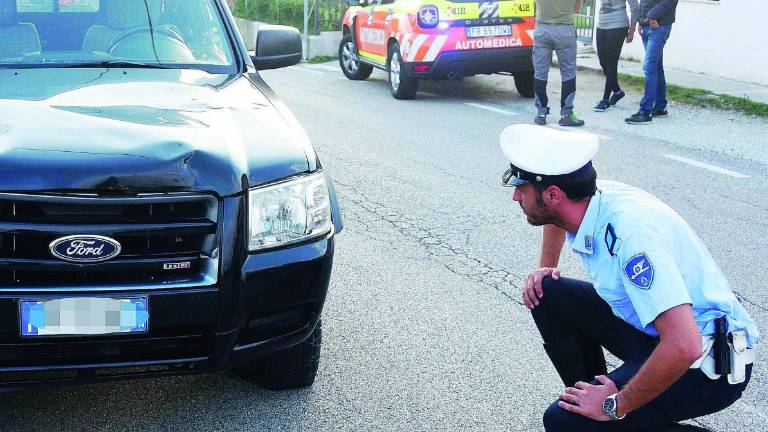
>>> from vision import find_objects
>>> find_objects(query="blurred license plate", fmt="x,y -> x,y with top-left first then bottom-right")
20,297 -> 149,337
466,25 -> 512,38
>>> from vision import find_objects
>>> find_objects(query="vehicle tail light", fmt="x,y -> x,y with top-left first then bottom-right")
413,64 -> 431,72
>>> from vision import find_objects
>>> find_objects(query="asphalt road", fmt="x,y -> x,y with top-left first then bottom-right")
2,63 -> 767,432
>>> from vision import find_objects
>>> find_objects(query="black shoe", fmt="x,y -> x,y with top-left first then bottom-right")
608,90 -> 625,106
652,108 -> 668,117
594,100 -> 610,112
559,113 -> 585,127
625,111 -> 652,124
534,113 -> 547,125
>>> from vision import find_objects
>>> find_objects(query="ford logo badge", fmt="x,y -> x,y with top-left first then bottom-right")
49,235 -> 122,263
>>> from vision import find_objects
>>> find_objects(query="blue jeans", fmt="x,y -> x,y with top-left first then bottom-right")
640,25 -> 672,114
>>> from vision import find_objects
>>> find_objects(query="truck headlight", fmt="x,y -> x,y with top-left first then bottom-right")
248,171 -> 332,251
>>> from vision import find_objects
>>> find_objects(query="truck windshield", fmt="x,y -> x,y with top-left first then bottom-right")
0,0 -> 236,71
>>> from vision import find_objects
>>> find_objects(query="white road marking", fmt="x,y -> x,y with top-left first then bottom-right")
305,64 -> 339,72
545,124 -> 612,140
295,67 -> 324,75
662,154 -> 750,178
464,102 -> 518,116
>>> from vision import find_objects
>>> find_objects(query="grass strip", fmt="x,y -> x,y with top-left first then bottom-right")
308,55 -> 336,64
617,73 -> 768,118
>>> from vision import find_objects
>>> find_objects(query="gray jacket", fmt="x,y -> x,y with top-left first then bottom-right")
598,0 -> 640,30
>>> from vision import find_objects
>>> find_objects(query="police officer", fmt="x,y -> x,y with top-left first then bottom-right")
499,124 -> 759,431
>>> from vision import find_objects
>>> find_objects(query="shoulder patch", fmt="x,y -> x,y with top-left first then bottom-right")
624,253 -> 654,289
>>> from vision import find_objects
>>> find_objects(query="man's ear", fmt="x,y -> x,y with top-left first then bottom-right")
543,185 -> 563,205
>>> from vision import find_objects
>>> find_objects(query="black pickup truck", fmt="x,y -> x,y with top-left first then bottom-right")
0,0 -> 341,391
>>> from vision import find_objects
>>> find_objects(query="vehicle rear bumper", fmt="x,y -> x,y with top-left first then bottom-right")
0,236 -> 334,392
404,46 -> 533,79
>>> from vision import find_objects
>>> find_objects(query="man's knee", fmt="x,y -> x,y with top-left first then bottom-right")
540,276 -> 564,299
543,402 -> 594,432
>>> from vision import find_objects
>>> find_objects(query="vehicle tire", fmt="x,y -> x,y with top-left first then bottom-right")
514,72 -> 535,98
388,42 -> 419,100
235,319 -> 322,390
339,33 -> 373,80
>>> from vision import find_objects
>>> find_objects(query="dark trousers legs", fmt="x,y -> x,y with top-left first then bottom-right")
533,277 -> 752,432
595,27 -> 628,101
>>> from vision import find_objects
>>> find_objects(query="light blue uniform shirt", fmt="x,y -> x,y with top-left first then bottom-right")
567,180 -> 760,348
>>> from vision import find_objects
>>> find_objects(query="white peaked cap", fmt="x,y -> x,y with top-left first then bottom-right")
499,124 -> 599,186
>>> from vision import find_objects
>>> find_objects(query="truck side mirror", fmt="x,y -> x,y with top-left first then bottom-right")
251,25 -> 302,70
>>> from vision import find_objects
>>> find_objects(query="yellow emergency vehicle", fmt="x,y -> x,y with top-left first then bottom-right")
339,0 -> 536,99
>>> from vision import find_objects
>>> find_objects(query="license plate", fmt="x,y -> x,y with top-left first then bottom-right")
20,297 -> 149,337
466,25 -> 512,38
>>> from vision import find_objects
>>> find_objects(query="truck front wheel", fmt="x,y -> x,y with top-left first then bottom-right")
339,33 -> 373,80
236,319 -> 322,390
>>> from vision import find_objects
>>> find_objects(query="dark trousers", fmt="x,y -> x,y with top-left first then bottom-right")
533,277 -> 752,432
595,27 -> 628,101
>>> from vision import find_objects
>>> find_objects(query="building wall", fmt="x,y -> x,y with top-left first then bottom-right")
598,0 -> 767,85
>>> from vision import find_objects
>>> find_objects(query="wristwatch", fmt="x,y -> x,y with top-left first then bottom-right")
602,393 -> 627,421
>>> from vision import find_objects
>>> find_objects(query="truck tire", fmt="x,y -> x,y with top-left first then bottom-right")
339,33 -> 373,80
514,72 -> 535,98
236,319 -> 322,390
388,42 -> 419,100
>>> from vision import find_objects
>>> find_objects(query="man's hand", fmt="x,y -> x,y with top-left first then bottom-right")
523,267 -> 560,309
648,18 -> 659,28
626,29 -> 634,43
557,375 -> 618,421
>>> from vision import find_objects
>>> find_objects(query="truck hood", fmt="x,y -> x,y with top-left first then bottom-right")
0,68 -> 316,196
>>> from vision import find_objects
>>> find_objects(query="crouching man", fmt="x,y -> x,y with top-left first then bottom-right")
499,124 -> 758,431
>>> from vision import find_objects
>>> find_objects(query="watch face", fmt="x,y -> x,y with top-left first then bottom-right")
602,396 -> 616,414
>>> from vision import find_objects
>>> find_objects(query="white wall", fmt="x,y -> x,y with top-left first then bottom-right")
597,0 -> 768,85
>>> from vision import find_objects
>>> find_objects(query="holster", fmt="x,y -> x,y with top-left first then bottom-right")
690,330 -> 752,384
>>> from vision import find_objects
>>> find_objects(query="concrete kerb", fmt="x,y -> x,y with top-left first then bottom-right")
572,43 -> 768,105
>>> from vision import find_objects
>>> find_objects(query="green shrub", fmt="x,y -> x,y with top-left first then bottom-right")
234,0 -> 345,34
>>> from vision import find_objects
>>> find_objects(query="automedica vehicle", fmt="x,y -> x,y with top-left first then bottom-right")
339,0 -> 536,99
0,0 -> 342,391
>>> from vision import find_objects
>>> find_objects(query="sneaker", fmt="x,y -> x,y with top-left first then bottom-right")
652,108 -> 668,117
594,100 -> 610,112
559,113 -> 585,127
534,113 -> 547,125
608,90 -> 625,106
625,111 -> 652,124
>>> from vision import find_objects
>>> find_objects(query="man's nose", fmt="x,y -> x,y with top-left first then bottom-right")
512,187 -> 521,202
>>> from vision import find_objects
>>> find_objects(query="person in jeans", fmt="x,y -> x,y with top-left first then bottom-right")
594,0 -> 639,112
532,0 -> 584,127
626,0 -> 678,124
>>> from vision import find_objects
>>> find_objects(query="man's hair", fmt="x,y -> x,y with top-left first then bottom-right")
532,167 -> 597,203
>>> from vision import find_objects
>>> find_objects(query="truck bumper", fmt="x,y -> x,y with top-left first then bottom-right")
0,235 -> 334,392
404,46 -> 533,79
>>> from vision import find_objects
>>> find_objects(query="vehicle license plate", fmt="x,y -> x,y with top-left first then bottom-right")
20,297 -> 149,337
466,25 -> 512,38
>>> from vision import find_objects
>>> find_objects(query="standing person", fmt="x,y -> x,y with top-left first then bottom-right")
499,124 -> 759,431
594,0 -> 639,112
532,0 -> 585,127
625,0 -> 678,124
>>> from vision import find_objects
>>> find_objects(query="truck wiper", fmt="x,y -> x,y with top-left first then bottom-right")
52,61 -> 173,69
